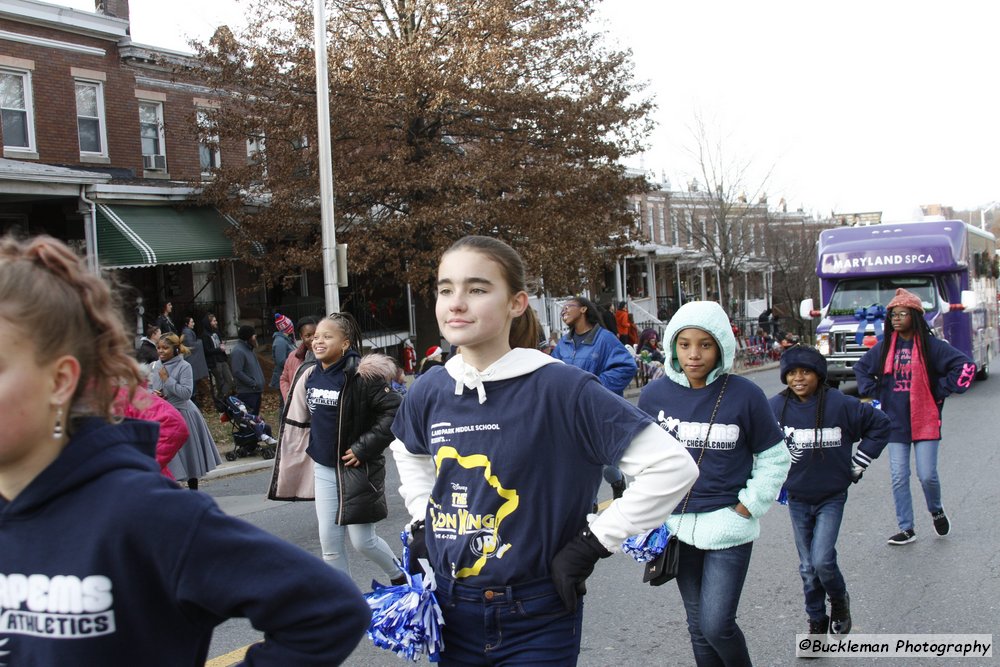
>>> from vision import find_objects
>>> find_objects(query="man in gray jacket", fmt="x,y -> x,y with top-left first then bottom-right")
231,325 -> 266,415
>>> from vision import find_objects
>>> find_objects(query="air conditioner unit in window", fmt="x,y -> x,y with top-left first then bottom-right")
143,154 -> 167,171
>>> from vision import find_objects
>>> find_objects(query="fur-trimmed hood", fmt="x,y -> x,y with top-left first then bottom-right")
356,352 -> 397,383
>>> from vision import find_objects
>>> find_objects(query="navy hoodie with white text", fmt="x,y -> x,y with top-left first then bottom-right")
0,417 -> 370,667
769,389 -> 890,503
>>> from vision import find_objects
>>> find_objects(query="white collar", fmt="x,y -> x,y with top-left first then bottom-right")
445,348 -> 561,404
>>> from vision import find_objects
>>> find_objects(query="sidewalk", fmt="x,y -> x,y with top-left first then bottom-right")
205,359 -> 782,482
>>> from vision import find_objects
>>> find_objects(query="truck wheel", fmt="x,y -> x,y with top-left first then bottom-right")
977,353 -> 989,381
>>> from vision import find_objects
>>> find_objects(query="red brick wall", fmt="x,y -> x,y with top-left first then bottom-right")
0,17 -> 232,182
0,18 -> 141,169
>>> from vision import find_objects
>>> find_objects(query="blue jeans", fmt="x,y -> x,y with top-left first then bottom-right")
788,492 -> 848,621
434,577 -> 583,666
888,440 -> 942,531
676,540 -> 754,667
313,462 -> 402,580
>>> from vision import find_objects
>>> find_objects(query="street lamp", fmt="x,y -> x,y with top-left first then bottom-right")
314,0 -> 340,313
980,201 -> 999,231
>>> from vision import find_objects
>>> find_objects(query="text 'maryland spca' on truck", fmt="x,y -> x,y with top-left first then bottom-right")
800,219 -> 998,387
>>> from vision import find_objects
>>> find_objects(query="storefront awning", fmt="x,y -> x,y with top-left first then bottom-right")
96,204 -> 241,268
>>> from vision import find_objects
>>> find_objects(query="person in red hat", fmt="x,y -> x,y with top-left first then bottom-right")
854,288 -> 977,546
270,313 -> 296,411
418,345 -> 445,375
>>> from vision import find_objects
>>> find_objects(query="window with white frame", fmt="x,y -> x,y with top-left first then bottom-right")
0,69 -> 34,151
138,101 -> 164,158
246,132 -> 266,164
75,80 -> 107,155
197,109 -> 221,174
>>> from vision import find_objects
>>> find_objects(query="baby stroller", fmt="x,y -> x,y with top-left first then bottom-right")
217,396 -> 278,461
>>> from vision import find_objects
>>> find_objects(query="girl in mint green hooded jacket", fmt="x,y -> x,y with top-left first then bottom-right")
638,301 -> 790,667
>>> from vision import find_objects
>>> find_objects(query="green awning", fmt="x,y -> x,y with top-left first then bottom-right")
96,204 -> 240,268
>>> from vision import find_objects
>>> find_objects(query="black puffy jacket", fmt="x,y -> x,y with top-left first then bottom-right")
333,353 -> 401,524
270,352 -> 401,525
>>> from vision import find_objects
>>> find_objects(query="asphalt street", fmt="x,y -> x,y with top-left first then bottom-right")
203,368 -> 998,666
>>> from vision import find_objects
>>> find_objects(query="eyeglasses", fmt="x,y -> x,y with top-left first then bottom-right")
890,311 -> 911,320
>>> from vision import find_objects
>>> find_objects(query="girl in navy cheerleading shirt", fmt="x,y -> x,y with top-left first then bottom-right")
391,236 -> 698,666
769,345 -> 890,639
637,300 -> 790,667
853,288 -> 975,545
269,312 -> 405,584
0,235 -> 370,666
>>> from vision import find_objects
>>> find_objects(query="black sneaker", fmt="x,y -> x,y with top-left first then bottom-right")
807,615 -> 829,635
801,616 -> 830,657
932,510 -> 951,536
829,594 -> 852,635
887,529 -> 916,545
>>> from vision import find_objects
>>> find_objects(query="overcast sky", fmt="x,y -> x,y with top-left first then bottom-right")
62,0 -> 1000,222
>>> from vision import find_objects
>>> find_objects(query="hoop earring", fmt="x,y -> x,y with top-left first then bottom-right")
53,405 -> 65,439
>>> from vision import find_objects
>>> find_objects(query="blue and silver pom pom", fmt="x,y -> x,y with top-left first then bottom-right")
621,523 -> 671,562
363,530 -> 445,661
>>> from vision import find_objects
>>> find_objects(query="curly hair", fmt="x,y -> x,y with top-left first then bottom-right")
0,234 -> 142,425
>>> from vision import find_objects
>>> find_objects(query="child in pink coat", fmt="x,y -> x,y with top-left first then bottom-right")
115,387 -> 189,479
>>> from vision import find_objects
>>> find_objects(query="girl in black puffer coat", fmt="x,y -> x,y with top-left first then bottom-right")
268,312 -> 405,584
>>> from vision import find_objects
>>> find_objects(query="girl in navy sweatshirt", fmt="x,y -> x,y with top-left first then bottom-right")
269,312 -> 406,585
0,235 -> 370,667
390,236 -> 698,666
638,300 -> 790,667
769,345 -> 890,638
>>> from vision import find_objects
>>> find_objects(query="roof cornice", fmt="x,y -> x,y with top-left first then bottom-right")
0,0 -> 128,41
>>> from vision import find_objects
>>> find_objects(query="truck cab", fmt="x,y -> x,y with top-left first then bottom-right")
801,220 -> 997,387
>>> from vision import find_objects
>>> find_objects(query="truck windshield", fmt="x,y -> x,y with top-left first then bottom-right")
828,277 -> 938,315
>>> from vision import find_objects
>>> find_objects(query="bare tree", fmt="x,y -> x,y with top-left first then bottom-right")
674,115 -> 773,310
761,212 -> 822,339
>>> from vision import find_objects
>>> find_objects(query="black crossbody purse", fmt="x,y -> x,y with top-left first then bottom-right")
644,375 -> 729,586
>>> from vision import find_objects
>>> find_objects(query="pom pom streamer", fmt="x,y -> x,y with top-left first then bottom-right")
363,530 -> 445,661
621,523 -> 671,562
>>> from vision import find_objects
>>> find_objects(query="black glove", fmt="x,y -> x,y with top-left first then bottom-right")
550,529 -> 612,612
405,520 -> 428,576
850,464 -> 865,484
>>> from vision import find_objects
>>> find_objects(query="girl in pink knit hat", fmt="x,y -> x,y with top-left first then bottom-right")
854,288 -> 977,545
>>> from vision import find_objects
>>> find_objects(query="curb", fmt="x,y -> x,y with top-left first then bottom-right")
204,457 -> 274,481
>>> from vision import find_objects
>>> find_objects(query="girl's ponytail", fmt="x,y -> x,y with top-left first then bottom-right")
509,306 -> 542,350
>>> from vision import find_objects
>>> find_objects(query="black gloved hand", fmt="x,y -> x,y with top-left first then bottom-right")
550,529 -> 612,612
405,520 -> 428,576
850,464 -> 865,484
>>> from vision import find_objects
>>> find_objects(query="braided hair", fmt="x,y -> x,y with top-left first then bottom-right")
322,312 -> 364,353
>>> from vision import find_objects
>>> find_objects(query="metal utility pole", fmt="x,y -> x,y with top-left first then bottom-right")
314,0 -> 340,313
